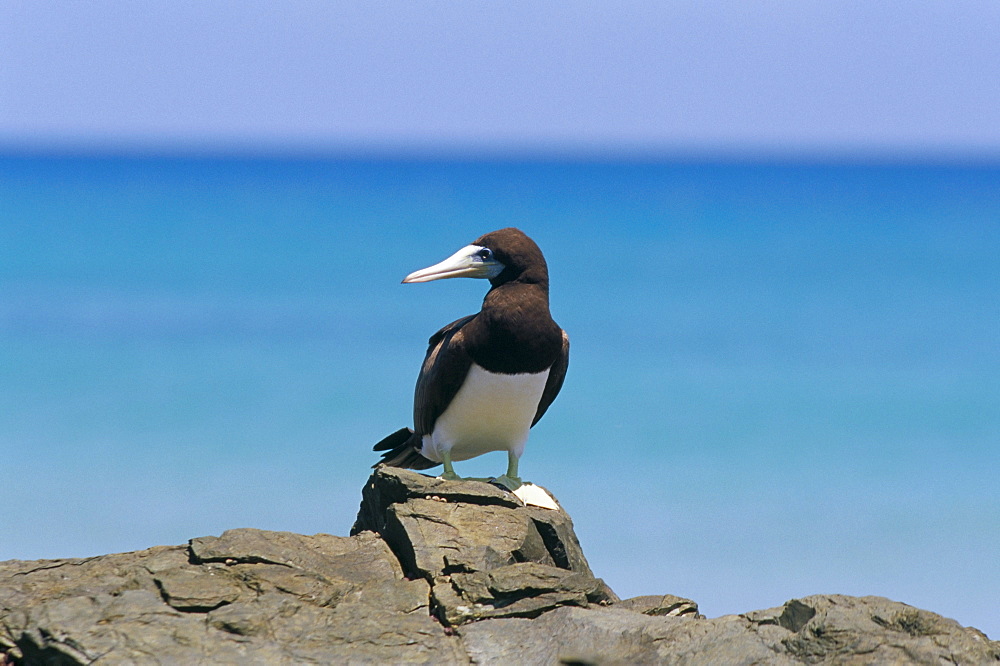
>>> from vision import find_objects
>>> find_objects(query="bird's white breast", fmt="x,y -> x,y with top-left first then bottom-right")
421,363 -> 549,463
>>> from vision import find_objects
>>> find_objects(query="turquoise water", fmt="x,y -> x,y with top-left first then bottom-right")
1,155 -> 998,637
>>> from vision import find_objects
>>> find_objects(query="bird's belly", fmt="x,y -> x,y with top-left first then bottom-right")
422,363 -> 549,463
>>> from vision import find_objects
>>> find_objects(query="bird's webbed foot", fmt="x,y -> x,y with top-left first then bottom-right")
490,452 -> 523,490
491,474 -> 523,491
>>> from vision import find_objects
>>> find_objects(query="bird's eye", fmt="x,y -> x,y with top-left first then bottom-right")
476,248 -> 493,260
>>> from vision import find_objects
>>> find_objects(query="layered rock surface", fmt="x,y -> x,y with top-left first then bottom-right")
1,467 -> 996,665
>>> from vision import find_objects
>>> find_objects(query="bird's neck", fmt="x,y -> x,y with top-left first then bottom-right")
470,282 -> 561,374
483,279 -> 549,310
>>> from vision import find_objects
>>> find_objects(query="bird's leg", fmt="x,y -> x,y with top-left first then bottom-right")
440,450 -> 461,481
493,451 -> 523,491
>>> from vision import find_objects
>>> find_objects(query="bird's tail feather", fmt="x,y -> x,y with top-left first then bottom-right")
372,427 -> 439,470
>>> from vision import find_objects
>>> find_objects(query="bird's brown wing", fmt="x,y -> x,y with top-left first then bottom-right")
413,314 -> 477,436
532,330 -> 569,427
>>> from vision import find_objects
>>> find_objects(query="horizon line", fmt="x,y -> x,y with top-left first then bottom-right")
2,138 -> 1000,168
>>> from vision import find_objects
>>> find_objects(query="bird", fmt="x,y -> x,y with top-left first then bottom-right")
372,227 -> 568,491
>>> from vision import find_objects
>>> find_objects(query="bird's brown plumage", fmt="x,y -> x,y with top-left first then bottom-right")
373,228 -> 568,471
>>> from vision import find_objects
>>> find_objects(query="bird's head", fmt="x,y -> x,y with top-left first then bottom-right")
402,228 -> 548,288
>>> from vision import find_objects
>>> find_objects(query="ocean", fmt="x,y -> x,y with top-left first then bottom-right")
1,154 -> 997,637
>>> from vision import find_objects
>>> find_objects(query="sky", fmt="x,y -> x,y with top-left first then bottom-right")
2,1 -> 1000,158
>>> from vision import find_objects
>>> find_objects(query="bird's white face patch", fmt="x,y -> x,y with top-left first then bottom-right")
421,364 -> 549,463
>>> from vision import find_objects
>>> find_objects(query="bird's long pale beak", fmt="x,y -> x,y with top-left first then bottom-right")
403,244 -> 504,283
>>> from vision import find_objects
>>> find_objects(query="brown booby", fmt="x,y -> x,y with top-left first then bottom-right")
373,228 -> 568,491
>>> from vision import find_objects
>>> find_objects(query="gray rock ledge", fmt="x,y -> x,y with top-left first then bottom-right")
1,467 -> 996,665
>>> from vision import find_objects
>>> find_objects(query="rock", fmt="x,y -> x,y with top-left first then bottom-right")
353,467 -> 600,577
615,593 -> 703,618
153,565 -> 243,611
352,466 -> 522,537
190,528 -> 402,580
462,596 -> 1000,665
352,467 -> 617,624
459,605 -> 685,665
750,595 -> 1000,665
0,529 -> 463,665
2,467 -> 997,665
388,498 -> 553,576
433,562 -> 616,626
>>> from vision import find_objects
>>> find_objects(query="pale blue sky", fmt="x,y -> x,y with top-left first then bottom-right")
2,1 -> 1000,157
